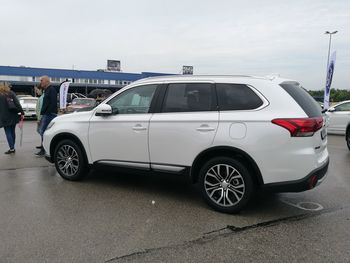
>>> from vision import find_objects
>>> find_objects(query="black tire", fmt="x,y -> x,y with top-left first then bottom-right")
54,139 -> 88,181
198,157 -> 254,214
346,128 -> 350,151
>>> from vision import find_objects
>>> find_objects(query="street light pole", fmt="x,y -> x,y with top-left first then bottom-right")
325,31 -> 338,67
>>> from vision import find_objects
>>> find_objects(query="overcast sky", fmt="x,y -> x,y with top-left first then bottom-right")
1,0 -> 349,90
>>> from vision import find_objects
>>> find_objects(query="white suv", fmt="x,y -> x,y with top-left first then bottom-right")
44,75 -> 329,213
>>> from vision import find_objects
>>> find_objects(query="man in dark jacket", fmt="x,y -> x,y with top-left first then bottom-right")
35,76 -> 57,156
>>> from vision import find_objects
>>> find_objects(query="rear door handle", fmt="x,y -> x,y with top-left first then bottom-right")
196,125 -> 215,132
132,125 -> 147,131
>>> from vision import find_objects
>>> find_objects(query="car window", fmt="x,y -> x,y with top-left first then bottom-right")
335,102 -> 350,111
280,82 -> 322,118
216,83 -> 263,111
162,83 -> 214,113
108,84 -> 157,114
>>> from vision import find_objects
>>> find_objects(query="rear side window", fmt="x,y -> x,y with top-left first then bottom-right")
280,82 -> 322,117
335,102 -> 350,111
162,83 -> 215,112
216,83 -> 263,111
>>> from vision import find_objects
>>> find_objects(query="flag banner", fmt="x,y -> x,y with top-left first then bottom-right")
323,51 -> 336,110
59,81 -> 70,109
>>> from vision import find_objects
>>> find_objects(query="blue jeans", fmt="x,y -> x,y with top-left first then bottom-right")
40,113 -> 57,143
4,125 -> 16,150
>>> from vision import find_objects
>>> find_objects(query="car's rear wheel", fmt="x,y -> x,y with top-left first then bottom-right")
54,139 -> 88,181
199,157 -> 254,213
346,128 -> 350,151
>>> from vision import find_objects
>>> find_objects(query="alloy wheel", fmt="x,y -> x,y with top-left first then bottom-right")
204,164 -> 245,207
56,145 -> 80,177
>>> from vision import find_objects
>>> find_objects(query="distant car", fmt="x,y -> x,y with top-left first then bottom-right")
346,121 -> 350,150
326,100 -> 350,134
19,97 -> 38,119
17,95 -> 33,99
66,98 -> 96,113
66,93 -> 87,103
89,89 -> 113,104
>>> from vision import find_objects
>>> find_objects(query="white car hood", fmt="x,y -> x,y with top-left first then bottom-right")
54,111 -> 93,123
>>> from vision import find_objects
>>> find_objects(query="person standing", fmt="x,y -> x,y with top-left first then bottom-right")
35,84 -> 44,149
35,76 -> 57,156
0,82 -> 24,154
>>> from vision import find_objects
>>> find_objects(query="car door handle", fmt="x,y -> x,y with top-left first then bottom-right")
132,125 -> 147,131
196,125 -> 216,132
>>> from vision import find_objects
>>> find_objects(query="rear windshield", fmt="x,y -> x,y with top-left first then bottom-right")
280,81 -> 322,117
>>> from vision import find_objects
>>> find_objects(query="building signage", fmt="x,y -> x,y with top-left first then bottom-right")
107,60 -> 121,72
183,65 -> 193,75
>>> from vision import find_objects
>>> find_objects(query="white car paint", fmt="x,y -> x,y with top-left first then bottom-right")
19,97 -> 38,118
326,100 -> 350,135
43,75 -> 329,188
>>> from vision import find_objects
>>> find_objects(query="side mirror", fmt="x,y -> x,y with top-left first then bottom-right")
112,108 -> 119,115
327,107 -> 336,112
95,104 -> 112,116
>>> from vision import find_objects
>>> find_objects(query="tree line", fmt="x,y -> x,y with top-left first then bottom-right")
308,89 -> 350,102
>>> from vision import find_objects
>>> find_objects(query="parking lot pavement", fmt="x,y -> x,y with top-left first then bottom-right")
0,121 -> 349,262
0,120 -> 50,170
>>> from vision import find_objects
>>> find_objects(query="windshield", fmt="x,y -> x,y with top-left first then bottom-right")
20,99 -> 37,104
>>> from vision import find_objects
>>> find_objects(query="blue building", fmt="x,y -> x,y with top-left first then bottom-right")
0,65 -> 172,95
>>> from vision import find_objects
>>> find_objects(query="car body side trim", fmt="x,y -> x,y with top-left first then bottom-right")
94,160 -> 189,174
96,160 -> 150,170
150,164 -> 186,172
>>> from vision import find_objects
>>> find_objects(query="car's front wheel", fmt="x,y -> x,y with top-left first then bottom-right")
54,139 -> 88,181
346,128 -> 350,151
199,157 -> 254,213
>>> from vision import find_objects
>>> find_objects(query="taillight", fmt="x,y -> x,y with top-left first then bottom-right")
272,117 -> 323,137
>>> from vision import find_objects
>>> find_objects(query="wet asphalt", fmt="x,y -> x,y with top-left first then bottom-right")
0,121 -> 349,262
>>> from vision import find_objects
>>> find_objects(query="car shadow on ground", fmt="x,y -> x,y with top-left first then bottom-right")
79,167 -> 283,214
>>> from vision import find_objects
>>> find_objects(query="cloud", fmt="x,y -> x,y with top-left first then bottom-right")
0,0 -> 349,90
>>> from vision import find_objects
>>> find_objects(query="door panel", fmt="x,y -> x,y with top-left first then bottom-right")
149,83 -> 218,167
149,112 -> 219,166
88,85 -> 158,164
89,114 -> 152,163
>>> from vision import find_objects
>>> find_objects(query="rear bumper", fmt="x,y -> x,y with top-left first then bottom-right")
23,112 -> 37,118
263,157 -> 329,192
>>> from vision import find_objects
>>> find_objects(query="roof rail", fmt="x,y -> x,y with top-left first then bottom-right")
136,74 -> 270,81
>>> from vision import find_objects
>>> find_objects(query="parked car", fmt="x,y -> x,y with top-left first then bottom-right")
43,75 -> 329,213
19,97 -> 38,119
17,95 -> 33,99
66,93 -> 87,104
89,89 -> 113,104
66,98 -> 96,113
326,100 -> 350,134
346,121 -> 350,150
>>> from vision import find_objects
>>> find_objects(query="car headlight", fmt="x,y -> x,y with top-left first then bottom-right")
46,121 -> 55,130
